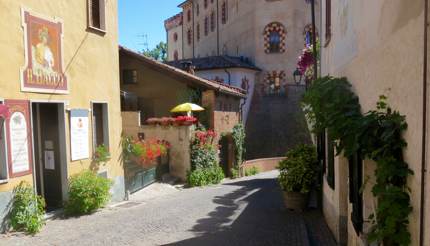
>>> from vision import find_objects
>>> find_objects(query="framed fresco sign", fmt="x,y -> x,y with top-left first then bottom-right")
5,100 -> 33,178
21,9 -> 68,94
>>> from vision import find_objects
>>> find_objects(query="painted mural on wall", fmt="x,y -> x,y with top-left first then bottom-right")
21,10 -> 68,94
5,100 -> 33,178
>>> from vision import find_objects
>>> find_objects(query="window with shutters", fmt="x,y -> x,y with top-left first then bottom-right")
92,103 -> 109,152
0,101 -> 7,182
317,131 -> 326,175
204,17 -> 209,36
204,0 -> 208,9
196,3 -> 200,16
221,1 -> 228,24
173,32 -> 178,42
187,9 -> 192,22
326,131 -> 335,189
187,29 -> 192,45
88,0 -> 106,31
210,11 -> 216,32
123,69 -> 138,84
349,151 -> 364,234
197,23 -> 201,41
324,0 -> 332,46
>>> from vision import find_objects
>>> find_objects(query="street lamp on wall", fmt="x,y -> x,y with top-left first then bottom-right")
293,68 -> 303,85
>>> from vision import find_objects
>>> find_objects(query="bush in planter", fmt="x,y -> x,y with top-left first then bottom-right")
187,166 -> 225,187
9,182 -> 46,234
65,171 -> 112,216
278,144 -> 318,194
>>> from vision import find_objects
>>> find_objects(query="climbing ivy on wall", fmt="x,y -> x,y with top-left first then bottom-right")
232,123 -> 246,167
303,76 -> 413,246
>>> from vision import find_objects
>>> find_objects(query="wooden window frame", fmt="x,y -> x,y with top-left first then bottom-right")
87,0 -> 106,33
91,102 -> 110,152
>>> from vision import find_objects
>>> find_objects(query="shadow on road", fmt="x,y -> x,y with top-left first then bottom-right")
163,176 -> 314,246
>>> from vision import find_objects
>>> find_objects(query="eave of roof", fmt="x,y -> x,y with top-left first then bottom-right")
166,56 -> 262,72
119,46 -> 246,99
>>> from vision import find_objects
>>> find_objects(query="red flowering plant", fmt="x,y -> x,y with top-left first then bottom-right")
190,129 -> 218,170
145,116 -> 197,126
122,136 -> 171,168
175,116 -> 198,126
297,41 -> 320,81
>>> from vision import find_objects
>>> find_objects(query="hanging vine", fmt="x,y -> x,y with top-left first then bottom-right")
302,76 -> 413,246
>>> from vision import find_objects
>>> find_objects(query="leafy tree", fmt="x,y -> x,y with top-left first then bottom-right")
142,42 -> 167,62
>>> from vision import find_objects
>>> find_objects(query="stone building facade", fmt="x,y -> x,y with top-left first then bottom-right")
318,0 -> 430,245
165,0 -> 318,158
0,0 -> 124,228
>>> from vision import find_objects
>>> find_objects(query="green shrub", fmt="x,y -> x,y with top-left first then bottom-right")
245,166 -> 259,176
93,144 -> 110,164
187,166 -> 225,187
232,123 -> 246,167
230,167 -> 240,179
10,182 -> 45,234
278,144 -> 318,194
65,171 -> 112,215
190,143 -> 218,169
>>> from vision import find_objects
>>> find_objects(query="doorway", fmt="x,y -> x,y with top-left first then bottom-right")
32,103 -> 67,209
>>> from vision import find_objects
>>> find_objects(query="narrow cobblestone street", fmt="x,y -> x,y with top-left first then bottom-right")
0,171 -> 335,246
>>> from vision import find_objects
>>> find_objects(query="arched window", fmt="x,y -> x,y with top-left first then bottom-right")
221,1 -> 228,24
210,11 -> 216,32
173,32 -> 178,42
196,3 -> 200,16
187,29 -> 192,45
263,22 -> 286,54
303,24 -> 318,47
204,16 -> 209,36
197,23 -> 201,41
204,0 -> 208,9
187,10 -> 191,22
174,50 -> 179,61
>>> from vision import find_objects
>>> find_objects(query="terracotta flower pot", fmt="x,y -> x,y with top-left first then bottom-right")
282,191 -> 308,212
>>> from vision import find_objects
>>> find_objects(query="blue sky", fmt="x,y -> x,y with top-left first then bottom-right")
118,0 -> 184,52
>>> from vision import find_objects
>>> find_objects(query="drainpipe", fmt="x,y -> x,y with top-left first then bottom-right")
420,0 -> 428,245
224,68 -> 231,85
311,0 -> 318,82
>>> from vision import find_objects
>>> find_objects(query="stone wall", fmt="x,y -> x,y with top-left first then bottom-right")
122,112 -> 192,181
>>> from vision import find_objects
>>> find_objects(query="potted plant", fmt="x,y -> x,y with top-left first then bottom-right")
278,144 -> 318,211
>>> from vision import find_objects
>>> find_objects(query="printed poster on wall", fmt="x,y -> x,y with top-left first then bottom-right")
20,9 -> 68,94
70,109 -> 89,161
5,100 -> 33,177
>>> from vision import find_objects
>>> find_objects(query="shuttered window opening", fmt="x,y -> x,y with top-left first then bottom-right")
317,131 -> 326,174
326,131 -> 335,190
349,151 -> 364,235
89,0 -> 106,31
324,0 -> 332,46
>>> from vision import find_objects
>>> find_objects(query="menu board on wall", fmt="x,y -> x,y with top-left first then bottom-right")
70,109 -> 89,161
5,100 -> 33,177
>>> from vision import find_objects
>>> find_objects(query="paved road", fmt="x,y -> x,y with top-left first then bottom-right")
1,171 -> 335,246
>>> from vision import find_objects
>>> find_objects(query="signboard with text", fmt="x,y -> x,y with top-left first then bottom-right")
5,100 -> 33,178
21,9 -> 68,94
70,109 -> 90,161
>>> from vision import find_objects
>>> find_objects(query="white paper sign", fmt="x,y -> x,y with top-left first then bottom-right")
70,109 -> 89,161
44,150 -> 55,170
10,112 -> 30,173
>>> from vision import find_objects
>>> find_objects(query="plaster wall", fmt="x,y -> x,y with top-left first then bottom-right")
119,54 -> 189,119
320,0 -> 426,245
0,0 -> 123,192
196,68 -> 257,123
167,24 -> 183,61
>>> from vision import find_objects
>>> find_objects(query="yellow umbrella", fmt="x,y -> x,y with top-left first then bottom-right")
170,103 -> 205,113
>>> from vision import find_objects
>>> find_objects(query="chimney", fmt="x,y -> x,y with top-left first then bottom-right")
180,61 -> 195,75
